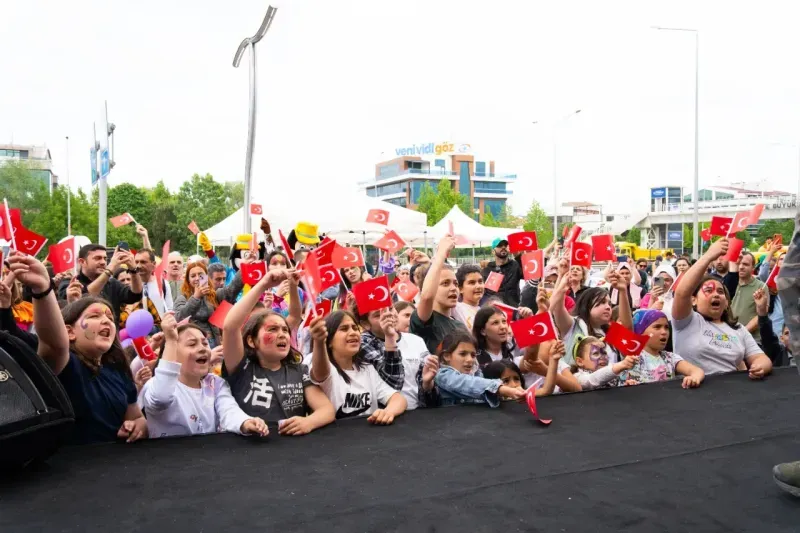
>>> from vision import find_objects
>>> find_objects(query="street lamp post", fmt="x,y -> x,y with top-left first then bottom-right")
653,26 -> 700,258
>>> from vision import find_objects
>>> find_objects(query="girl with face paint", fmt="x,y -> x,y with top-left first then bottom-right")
571,335 -> 639,390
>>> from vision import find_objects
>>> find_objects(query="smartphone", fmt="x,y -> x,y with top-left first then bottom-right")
118,241 -> 130,251
654,276 -> 665,290
773,234 -> 783,247
617,255 -> 629,264
199,274 -> 208,286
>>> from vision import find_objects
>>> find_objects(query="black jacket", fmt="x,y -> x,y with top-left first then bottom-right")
481,258 -> 523,307
58,270 -> 142,326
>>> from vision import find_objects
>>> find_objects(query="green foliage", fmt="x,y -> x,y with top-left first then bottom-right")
755,219 -> 794,245
523,200 -> 554,244
0,160 -> 50,228
617,227 -> 641,246
481,211 -> 498,227
417,179 -> 471,226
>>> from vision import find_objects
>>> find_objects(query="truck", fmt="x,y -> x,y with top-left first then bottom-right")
614,242 -> 674,261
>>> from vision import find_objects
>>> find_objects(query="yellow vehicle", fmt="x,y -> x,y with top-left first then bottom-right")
615,242 -> 674,261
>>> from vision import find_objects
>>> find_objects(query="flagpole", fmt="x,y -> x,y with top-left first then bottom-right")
3,198 -> 17,251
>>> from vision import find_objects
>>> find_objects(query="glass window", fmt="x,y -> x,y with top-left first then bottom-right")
386,197 -> 406,207
378,163 -> 401,180
475,161 -> 486,177
434,159 -> 445,168
473,181 -> 507,193
375,181 -> 407,196
483,199 -> 506,217
459,162 -> 470,197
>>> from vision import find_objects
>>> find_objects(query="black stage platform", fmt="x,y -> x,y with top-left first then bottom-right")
2,368 -> 799,532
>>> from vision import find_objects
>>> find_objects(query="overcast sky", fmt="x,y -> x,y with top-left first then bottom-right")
2,0 -> 799,220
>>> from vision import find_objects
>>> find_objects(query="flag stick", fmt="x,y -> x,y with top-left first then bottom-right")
3,198 -> 17,252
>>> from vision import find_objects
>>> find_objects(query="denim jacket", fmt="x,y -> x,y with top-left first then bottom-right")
424,366 -> 502,408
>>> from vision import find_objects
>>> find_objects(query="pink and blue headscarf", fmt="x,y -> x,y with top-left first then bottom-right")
632,309 -> 667,336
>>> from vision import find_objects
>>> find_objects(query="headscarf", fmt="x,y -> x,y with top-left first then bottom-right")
652,263 -> 677,282
632,309 -> 667,336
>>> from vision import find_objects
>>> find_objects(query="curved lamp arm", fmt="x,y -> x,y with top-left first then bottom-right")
233,6 -> 277,67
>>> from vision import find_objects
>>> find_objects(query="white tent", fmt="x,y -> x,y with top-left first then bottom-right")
404,205 -> 516,249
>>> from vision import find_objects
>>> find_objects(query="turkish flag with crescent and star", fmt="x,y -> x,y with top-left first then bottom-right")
311,238 -> 337,265
332,246 -> 365,269
700,227 -> 712,242
301,249 -> 323,301
187,220 -> 201,235
278,229 -> 294,262
48,237 -> 75,274
709,216 -> 733,237
14,225 -> 47,257
565,225 -> 582,247
521,249 -> 544,281
590,234 -> 616,262
570,241 -> 593,268
352,275 -> 392,314
604,322 -> 649,356
110,213 -> 135,228
509,312 -> 557,349
250,204 -> 263,216
485,271 -> 504,292
366,209 -> 390,225
394,280 -> 420,302
319,263 -> 342,292
728,204 -> 764,237
508,231 -> 538,254
373,230 -> 406,254
766,264 -> 780,290
240,261 -> 267,286
0,202 -> 20,241
724,237 -> 745,262
302,299 -> 332,328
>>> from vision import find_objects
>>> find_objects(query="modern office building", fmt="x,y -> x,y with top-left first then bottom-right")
0,143 -> 58,193
360,141 -> 515,219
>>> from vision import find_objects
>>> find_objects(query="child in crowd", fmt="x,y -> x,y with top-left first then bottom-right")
140,313 -> 269,438
486,340 -> 565,397
222,267 -> 335,436
617,309 -> 705,388
309,310 -> 407,423
452,264 -> 485,330
516,339 -> 580,393
482,360 -> 527,400
472,306 -> 519,368
419,331 -> 526,407
394,301 -> 414,333
571,335 -> 638,390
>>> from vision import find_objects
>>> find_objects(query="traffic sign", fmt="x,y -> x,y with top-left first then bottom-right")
90,147 -> 98,185
100,148 -> 110,179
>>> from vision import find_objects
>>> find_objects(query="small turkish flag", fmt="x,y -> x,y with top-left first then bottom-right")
250,204 -> 263,216
133,336 -> 158,361
709,216 -> 733,237
570,241 -> 593,268
728,204 -> 764,236
14,226 -> 47,257
485,271 -> 504,292
521,249 -> 544,281
565,225 -> 582,246
302,299 -> 332,328
352,275 -> 392,314
373,230 -> 405,254
319,263 -> 342,292
591,234 -> 616,262
604,322 -> 649,356
670,271 -> 685,294
332,246 -> 364,269
311,238 -> 337,265
562,225 -> 570,238
241,261 -> 267,286
525,386 -> 552,425
278,229 -> 294,261
394,280 -> 419,302
0,202 -> 17,241
48,237 -> 75,274
208,300 -> 233,330
766,264 -> 780,290
366,209 -> 390,225
509,312 -> 557,349
492,302 -> 517,323
301,250 -> 323,301
187,221 -> 200,235
724,237 -> 745,262
110,213 -> 134,228
700,228 -> 711,242
508,231 -> 538,254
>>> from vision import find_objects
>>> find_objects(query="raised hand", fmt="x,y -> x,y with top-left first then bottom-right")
134,365 -> 153,390
549,340 -> 565,360
161,312 -> 179,342
6,251 -> 50,293
0,272 -> 15,308
308,315 -> 328,344
66,277 -> 83,304
705,237 -> 729,261
753,287 -> 769,317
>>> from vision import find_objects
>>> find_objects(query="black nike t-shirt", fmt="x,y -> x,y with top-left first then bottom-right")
225,358 -> 312,422
312,365 -> 399,419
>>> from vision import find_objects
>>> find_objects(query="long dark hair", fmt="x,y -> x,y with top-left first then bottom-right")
61,297 -> 131,380
472,306 -> 514,366
324,310 -> 365,384
337,266 -> 366,308
483,359 -> 526,389
241,310 -> 303,367
572,287 -> 611,333
692,275 -> 739,329
437,330 -> 477,365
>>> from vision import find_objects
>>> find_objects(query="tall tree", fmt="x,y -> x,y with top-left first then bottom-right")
417,179 -> 471,226
0,160 -> 50,228
523,200 -> 554,245
755,218 -> 794,245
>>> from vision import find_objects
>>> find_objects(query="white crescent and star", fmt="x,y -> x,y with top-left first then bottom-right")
387,238 -> 398,250
375,212 -> 386,222
575,249 -> 588,261
250,268 -> 263,281
526,259 -> 539,275
63,248 -> 73,264
532,323 -> 549,336
520,236 -> 534,248
720,223 -> 730,232
322,270 -> 336,282
345,252 -> 358,263
621,339 -> 641,352
370,285 -> 390,302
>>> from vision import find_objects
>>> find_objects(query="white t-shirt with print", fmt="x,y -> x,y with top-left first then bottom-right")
452,302 -> 480,331
397,332 -> 429,410
312,364 -> 399,419
513,355 -> 570,393
672,311 -> 762,375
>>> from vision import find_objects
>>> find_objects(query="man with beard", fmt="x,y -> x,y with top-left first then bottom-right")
166,252 -> 184,298
135,249 -> 174,318
480,238 -> 522,307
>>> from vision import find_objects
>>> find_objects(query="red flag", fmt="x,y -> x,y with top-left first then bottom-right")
724,237 -> 744,262
332,246 -> 365,269
525,387 -> 552,425
319,263 -> 342,292
670,271 -> 685,294
766,264 -> 780,290
604,322 -> 649,356
110,213 -> 135,228
394,280 -> 419,302
492,302 -> 517,323
14,226 -> 47,257
509,312 -> 557,349
709,216 -> 733,237
508,231 -> 538,254
48,237 -> 75,274
521,250 -> 544,281
485,271 -> 504,292
590,234 -> 616,262
278,229 -> 294,261
561,225 -> 570,238
187,221 -> 200,235
373,230 -> 406,254
302,299 -> 332,328
152,240 -> 170,298
366,209 -> 390,225
0,202 -> 15,241
729,204 -> 764,236
250,204 -> 263,216
301,249 -> 323,301
311,238 -> 337,265
700,228 -> 711,242
565,225 -> 582,246
570,241 -> 593,268
132,336 -> 158,361
448,220 -> 455,237
208,300 -> 234,330
241,261 -> 267,286
352,276 -> 392,314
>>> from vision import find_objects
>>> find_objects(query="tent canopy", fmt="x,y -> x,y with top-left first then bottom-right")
403,205 -> 515,249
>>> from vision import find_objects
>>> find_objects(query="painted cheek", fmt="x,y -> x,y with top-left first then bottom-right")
262,333 -> 276,345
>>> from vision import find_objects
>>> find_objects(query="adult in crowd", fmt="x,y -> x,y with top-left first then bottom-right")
671,238 -> 771,378
207,263 -> 227,290
636,258 -> 650,286
481,238 -> 522,307
165,252 -> 185,298
565,260 -> 588,302
58,244 -> 143,327
519,239 -> 558,311
114,266 -> 162,331
731,252 -> 767,345
711,254 -> 739,300
605,262 -> 642,309
674,256 -> 691,275
758,244 -> 786,337
639,262 -> 676,311
135,248 -> 174,318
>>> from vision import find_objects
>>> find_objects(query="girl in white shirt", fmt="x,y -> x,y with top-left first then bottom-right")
309,310 -> 407,424
141,313 -> 268,439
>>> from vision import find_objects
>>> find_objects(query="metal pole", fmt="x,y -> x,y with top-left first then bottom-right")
65,135 -> 72,236
95,122 -> 107,246
692,31 -> 700,259
797,145 -> 800,206
553,135 -> 558,240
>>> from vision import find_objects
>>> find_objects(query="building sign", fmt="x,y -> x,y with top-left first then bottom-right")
651,187 -> 666,199
395,142 -> 471,157
668,231 -> 682,240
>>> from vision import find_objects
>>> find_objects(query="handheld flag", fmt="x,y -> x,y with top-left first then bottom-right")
332,246 -> 365,269
110,213 -> 135,228
373,230 -> 406,254
278,229 -> 294,261
709,216 -> 733,237
319,263 -> 342,292
509,312 -> 557,349
521,250 -> 544,281
250,204 -> 263,216
48,237 -> 75,274
570,241 -> 593,268
311,238 -> 337,266
366,209 -> 389,225
485,271 -> 504,292
604,322 -> 649,356
302,299 -> 332,328
188,221 -> 201,235
14,226 -> 47,257
766,264 -> 780,290
724,237 -> 745,262
590,234 -> 616,262
394,280 -> 419,302
508,231 -> 538,254
241,261 -> 267,286
352,275 -> 392,314
208,300 -> 234,330
700,228 -> 711,242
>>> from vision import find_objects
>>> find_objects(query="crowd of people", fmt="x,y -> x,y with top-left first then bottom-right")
0,217 -> 795,449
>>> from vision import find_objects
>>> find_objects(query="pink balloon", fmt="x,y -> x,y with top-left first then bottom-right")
119,329 -> 129,341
